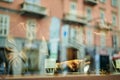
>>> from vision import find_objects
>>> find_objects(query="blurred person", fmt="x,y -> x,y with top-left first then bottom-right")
55,59 -> 90,74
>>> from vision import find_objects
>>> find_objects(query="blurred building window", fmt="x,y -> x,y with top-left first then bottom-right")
100,31 -> 106,47
112,13 -> 117,26
86,29 -> 93,46
0,14 -> 9,36
1,0 -> 13,3
118,35 -> 120,48
86,7 -> 92,21
69,27 -> 84,45
76,27 -> 83,44
100,9 -> 105,25
25,0 -> 40,4
26,19 -> 36,41
116,35 -> 119,47
70,27 -> 76,40
70,1 -> 77,14
112,35 -> 117,48
100,0 -> 106,3
61,24 -> 69,44
111,0 -> 118,7
112,35 -> 119,48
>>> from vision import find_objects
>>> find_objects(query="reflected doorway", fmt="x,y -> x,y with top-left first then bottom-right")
67,47 -> 78,60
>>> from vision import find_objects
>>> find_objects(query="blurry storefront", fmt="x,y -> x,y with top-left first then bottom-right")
95,47 -> 113,74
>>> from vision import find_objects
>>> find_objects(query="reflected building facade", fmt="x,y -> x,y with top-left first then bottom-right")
0,0 -> 120,74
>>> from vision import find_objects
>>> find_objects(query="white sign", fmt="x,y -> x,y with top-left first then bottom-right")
45,59 -> 56,68
115,59 -> 120,68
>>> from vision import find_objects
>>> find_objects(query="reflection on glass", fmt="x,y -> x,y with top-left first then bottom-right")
0,0 -> 120,79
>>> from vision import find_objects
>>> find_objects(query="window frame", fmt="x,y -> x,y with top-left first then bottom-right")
86,7 -> 92,21
100,9 -> 105,25
25,0 -> 40,4
70,1 -> 77,14
112,35 -> 117,48
0,14 -> 10,36
26,19 -> 36,40
1,0 -> 13,3
100,31 -> 106,47
70,27 -> 76,40
76,27 -> 84,44
100,0 -> 106,3
86,29 -> 93,46
111,0 -> 118,7
112,13 -> 117,26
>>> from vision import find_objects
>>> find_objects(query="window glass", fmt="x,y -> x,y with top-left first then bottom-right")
112,13 -> 117,26
0,14 -> 9,36
25,0 -> 40,4
117,36 -> 119,48
86,30 -> 93,46
61,24 -> 69,44
113,35 -> 117,48
86,7 -> 92,21
0,0 -> 120,78
26,19 -> 36,40
1,0 -> 13,2
111,0 -> 117,7
76,27 -> 83,44
70,27 -> 76,40
70,1 -> 77,14
100,9 -> 105,25
100,0 -> 106,3
100,31 -> 106,47
113,35 -> 119,48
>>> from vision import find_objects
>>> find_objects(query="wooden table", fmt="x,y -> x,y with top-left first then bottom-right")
1,74 -> 120,80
